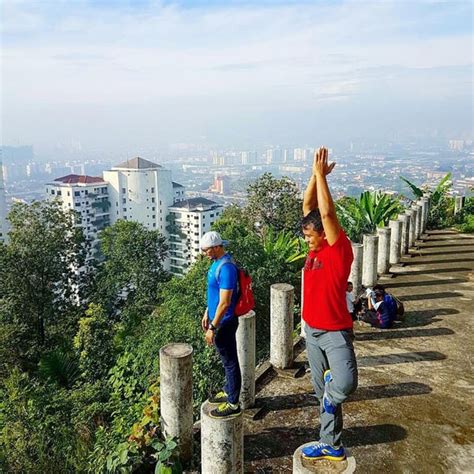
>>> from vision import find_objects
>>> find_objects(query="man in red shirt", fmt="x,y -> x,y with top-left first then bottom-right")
300,147 -> 358,462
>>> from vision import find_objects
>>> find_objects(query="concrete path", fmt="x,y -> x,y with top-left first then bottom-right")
244,230 -> 474,473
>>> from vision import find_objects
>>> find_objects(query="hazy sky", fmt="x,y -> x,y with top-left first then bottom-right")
2,0 -> 473,153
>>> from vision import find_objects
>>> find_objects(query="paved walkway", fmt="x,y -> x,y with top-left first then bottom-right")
244,230 -> 474,473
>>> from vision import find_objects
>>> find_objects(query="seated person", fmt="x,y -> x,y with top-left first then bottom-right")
360,289 -> 395,329
346,281 -> 360,321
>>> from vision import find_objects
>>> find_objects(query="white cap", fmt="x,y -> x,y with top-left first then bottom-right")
200,231 -> 228,250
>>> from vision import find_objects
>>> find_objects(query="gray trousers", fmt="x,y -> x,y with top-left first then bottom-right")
305,328 -> 358,447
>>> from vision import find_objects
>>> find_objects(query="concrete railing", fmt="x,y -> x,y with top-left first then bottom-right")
348,195 -> 432,301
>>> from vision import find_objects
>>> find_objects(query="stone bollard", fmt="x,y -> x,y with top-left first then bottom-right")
236,310 -> 256,409
420,198 -> 429,233
405,209 -> 416,248
389,219 -> 402,265
293,443 -> 356,473
362,234 -> 378,288
159,343 -> 193,464
270,283 -> 294,369
399,214 -> 410,256
454,196 -> 465,214
377,227 -> 391,275
201,401 -> 243,473
349,242 -> 363,297
415,203 -> 423,240
411,205 -> 420,241
423,193 -> 431,229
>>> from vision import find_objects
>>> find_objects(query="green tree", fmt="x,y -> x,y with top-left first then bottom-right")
0,200 -> 85,372
74,303 -> 115,383
246,173 -> 303,233
97,220 -> 169,311
400,173 -> 453,229
261,227 -> 307,265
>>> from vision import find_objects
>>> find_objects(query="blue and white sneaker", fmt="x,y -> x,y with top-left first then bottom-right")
322,369 -> 337,414
301,442 -> 346,461
323,369 -> 332,384
322,392 -> 337,414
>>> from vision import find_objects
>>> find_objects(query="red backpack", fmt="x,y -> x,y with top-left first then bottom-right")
215,258 -> 255,316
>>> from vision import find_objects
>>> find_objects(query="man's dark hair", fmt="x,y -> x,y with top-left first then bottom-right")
374,289 -> 384,300
373,284 -> 386,294
301,209 -> 324,233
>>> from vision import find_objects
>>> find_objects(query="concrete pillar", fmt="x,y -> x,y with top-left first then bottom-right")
405,209 -> 416,248
454,196 -> 465,214
389,219 -> 402,265
349,242 -> 363,297
270,283 -> 294,369
362,234 -> 378,288
293,444 -> 356,473
420,198 -> 429,233
159,343 -> 193,464
201,401 -> 243,473
423,193 -> 431,229
399,214 -> 410,255
377,227 -> 391,275
411,205 -> 419,241
236,310 -> 256,409
415,203 -> 423,240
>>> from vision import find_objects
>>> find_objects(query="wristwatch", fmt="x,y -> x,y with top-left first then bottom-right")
209,323 -> 217,332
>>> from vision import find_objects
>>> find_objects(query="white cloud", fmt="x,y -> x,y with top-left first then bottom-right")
1,0 -> 472,147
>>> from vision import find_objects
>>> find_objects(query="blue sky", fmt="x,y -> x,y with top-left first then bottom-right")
2,0 -> 473,152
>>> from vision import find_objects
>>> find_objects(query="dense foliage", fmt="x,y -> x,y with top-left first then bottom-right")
336,191 -> 403,242
1,172 -> 469,473
401,174 -> 473,232
0,180 -> 305,473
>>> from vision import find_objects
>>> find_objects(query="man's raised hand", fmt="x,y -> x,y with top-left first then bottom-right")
313,147 -> 336,177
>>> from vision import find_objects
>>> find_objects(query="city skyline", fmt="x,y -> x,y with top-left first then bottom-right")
2,0 -> 473,154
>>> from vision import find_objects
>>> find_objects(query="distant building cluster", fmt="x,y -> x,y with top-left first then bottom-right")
45,157 -> 223,275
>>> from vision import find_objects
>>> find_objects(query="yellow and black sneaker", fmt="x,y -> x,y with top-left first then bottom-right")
209,391 -> 228,404
209,402 -> 241,418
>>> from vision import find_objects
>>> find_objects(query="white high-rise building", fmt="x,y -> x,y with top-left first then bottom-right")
168,198 -> 224,275
0,159 -> 8,243
104,157 -> 174,236
45,174 -> 110,258
45,157 -> 220,276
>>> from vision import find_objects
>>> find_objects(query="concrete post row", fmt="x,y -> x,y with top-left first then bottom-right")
405,209 -> 416,248
159,343 -> 194,464
376,227 -> 391,275
201,401 -> 243,473
413,201 -> 423,240
362,234 -> 378,287
349,242 -> 363,297
421,197 -> 429,232
388,219 -> 402,265
399,213 -> 410,255
236,310 -> 256,409
270,283 -> 294,369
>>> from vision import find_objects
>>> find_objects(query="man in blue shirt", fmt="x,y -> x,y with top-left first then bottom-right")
201,231 -> 241,418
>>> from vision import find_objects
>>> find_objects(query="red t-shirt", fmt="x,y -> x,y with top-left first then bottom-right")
302,231 -> 354,330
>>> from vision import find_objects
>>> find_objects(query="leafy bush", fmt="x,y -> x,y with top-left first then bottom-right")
336,191 -> 402,242
454,197 -> 474,233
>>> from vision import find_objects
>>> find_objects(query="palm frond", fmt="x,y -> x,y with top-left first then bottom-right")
400,176 -> 423,199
